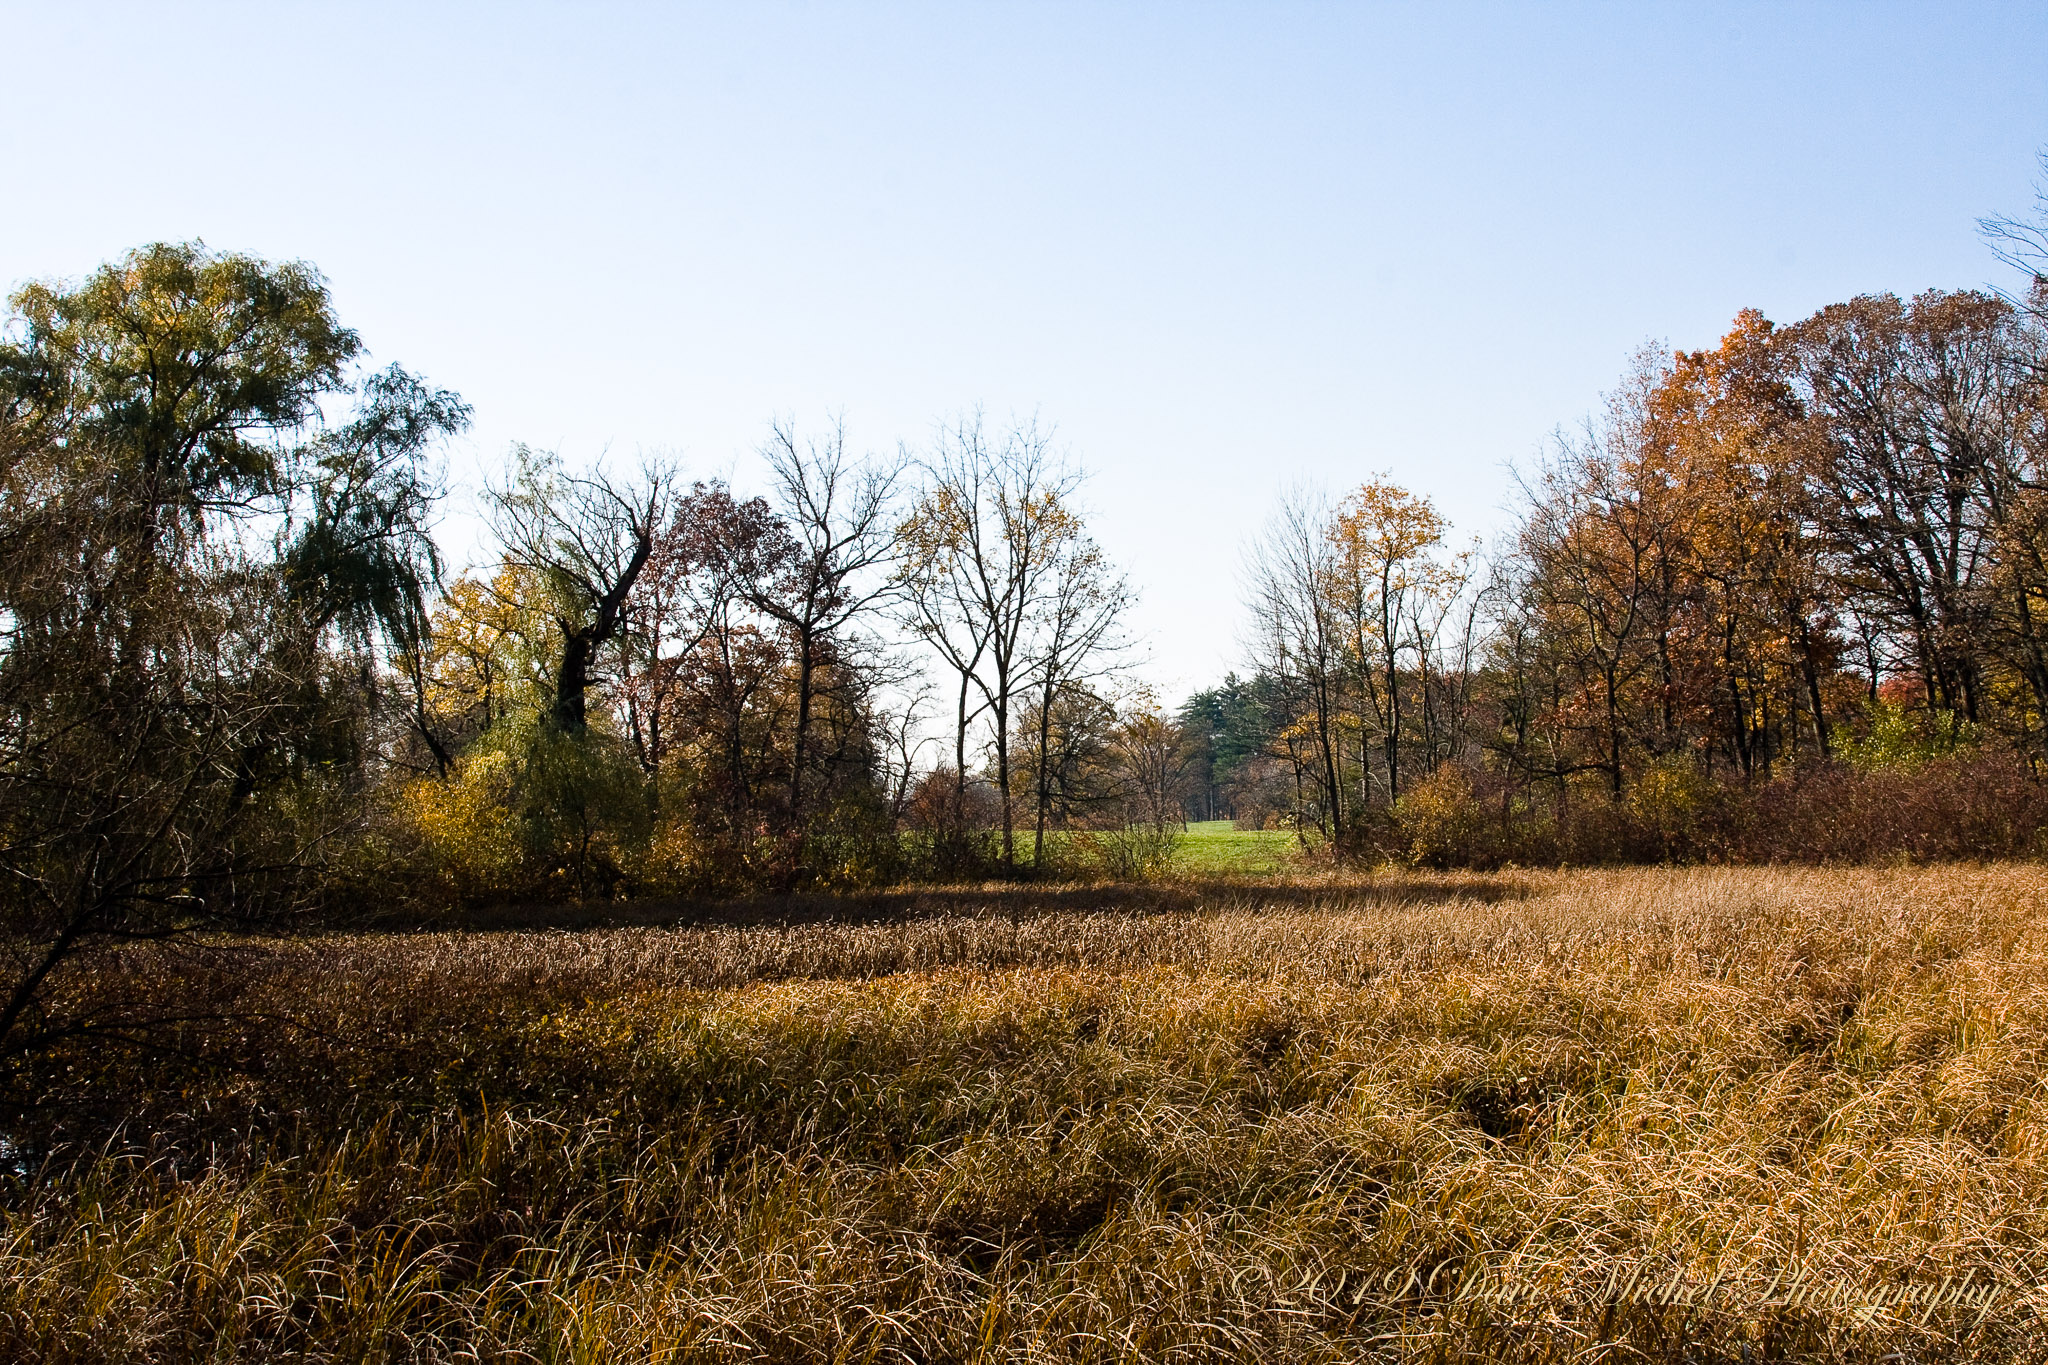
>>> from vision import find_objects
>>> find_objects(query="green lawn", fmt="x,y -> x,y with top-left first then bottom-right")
1172,818 -> 1300,875
1021,820 -> 1300,877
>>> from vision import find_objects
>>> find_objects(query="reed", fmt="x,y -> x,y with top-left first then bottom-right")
6,866 -> 2047,1361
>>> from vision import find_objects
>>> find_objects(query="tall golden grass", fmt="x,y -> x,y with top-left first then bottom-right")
7,866 -> 2048,1361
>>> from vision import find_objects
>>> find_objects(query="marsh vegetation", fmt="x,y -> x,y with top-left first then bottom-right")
9,865 -> 2048,1361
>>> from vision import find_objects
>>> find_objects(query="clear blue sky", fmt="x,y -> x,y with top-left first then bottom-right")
5,2 -> 2045,697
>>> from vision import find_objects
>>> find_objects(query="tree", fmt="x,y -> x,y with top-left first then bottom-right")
658,481 -> 792,853
1786,291 -> 2036,727
487,447 -> 667,737
1980,147 -> 2048,344
899,415 -> 1082,868
0,242 -> 464,1056
417,565 -> 550,748
295,366 -> 469,774
1654,309 -> 1837,772
744,420 -> 902,835
1244,487 -> 1347,840
897,464 -> 994,855
1326,477 -> 1451,802
1024,521 -> 1130,867
1014,685 -> 1120,833
1105,693 -> 1193,835
1513,352 -> 1673,800
1177,673 -> 1281,822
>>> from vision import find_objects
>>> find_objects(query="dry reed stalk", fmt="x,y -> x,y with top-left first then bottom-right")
4,866 -> 2047,1361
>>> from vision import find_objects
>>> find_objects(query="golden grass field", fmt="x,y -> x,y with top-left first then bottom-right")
10,865 -> 2048,1361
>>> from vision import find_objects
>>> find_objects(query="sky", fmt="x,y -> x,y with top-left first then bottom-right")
4,2 -> 2045,700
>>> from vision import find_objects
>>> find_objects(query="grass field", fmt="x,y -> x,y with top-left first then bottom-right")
1028,820 -> 1299,878
9,866 -> 2048,1361
1171,819 -> 1300,876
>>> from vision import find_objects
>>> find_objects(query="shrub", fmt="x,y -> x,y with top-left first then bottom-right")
1627,756 -> 1719,861
515,725 -> 650,899
398,748 -> 526,900
1374,752 -> 2048,870
1843,698 -> 1979,770
1081,821 -> 1183,880
799,791 -> 907,890
1393,762 -> 1496,869
399,723 -> 657,904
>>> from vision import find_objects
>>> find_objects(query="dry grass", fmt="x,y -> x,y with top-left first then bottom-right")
8,866 -> 2048,1361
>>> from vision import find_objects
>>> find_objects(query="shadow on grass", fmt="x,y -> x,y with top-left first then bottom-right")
412,873 -> 1533,935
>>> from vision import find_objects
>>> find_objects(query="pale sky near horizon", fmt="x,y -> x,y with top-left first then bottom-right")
4,3 -> 2045,701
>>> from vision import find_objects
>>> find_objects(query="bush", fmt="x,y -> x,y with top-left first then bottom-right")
1394,763 -> 1496,869
1843,698 -> 1978,770
1731,754 -> 2048,863
398,748 -> 526,901
1080,822 -> 1183,881
515,725 -> 650,898
799,791 -> 908,890
1375,752 -> 2048,870
1627,757 -> 1719,861
398,723 -> 656,905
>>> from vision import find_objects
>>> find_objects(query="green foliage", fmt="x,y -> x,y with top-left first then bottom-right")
2,241 -> 360,503
515,724 -> 650,897
401,718 -> 653,903
0,241 -> 465,1051
1178,673 -> 1282,814
1843,698 -> 1980,770
797,790 -> 908,890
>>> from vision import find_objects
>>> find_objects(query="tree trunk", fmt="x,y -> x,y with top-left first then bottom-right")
994,692 -> 1014,867
1382,567 -> 1400,801
1033,674 -> 1056,868
790,630 -> 816,822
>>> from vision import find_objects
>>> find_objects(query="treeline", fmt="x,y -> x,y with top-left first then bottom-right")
402,419 -> 1183,901
0,242 -> 1202,1050
1185,267 -> 2048,864
3,187 -> 2047,1052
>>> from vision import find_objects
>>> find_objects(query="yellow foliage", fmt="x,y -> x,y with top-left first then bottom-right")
398,749 -> 524,897
633,816 -> 711,896
1628,756 -> 1716,851
1397,762 -> 1487,868
420,564 -> 552,727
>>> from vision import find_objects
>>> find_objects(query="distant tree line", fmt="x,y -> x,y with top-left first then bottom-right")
1184,166 -> 2048,861
0,244 -> 1164,1056
3,158 -> 2045,1054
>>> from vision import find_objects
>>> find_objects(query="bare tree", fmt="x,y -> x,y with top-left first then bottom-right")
1107,692 -> 1192,834
1512,355 -> 1671,800
1980,147 -> 2048,342
899,415 -> 1081,868
745,419 -> 904,829
897,473 -> 994,847
873,681 -> 938,826
1026,525 -> 1131,867
487,446 -> 667,736
1243,486 -> 1347,841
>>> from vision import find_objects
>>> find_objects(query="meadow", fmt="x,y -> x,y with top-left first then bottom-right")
1169,820 -> 1300,876
7,864 -> 2048,1362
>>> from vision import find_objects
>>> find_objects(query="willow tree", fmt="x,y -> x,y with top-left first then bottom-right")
0,242 -> 466,1057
